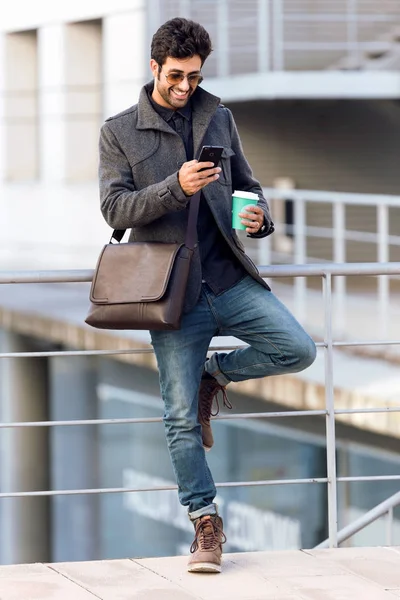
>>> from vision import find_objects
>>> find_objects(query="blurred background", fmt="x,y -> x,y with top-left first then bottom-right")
1,0 -> 400,566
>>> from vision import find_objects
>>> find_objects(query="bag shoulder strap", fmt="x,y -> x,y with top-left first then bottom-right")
110,190 -> 201,250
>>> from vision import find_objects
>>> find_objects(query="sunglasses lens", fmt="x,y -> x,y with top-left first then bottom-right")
168,73 -> 183,83
188,75 -> 203,85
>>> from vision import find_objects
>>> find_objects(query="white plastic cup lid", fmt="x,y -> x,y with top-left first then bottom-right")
232,190 -> 259,200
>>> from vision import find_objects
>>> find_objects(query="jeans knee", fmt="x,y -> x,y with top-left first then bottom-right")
164,413 -> 201,452
293,336 -> 317,371
164,410 -> 198,435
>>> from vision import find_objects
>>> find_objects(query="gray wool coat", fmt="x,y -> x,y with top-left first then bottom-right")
99,81 -> 274,312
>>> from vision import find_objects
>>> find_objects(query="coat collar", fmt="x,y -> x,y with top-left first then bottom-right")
137,81 -> 222,158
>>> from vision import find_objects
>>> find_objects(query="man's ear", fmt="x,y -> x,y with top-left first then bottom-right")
150,59 -> 159,78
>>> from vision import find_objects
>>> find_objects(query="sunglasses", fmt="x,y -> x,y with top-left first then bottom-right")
160,69 -> 203,87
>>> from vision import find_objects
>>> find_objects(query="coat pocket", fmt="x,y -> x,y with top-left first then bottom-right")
218,147 -> 235,186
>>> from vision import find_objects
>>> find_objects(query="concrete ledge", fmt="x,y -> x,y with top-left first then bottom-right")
0,547 -> 400,599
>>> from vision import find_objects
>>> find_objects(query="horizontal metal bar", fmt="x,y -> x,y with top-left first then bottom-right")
334,340 -> 400,347
263,187 -> 400,208
0,477 -> 329,499
2,474 -> 400,499
335,408 -> 400,415
217,478 -> 328,488
3,340 -> 400,361
284,42 -> 392,51
2,339 -> 400,360
304,226 -> 400,247
0,417 -> 164,428
284,13 -> 397,23
0,349 -> 155,359
2,407 -> 399,429
0,410 -> 328,429
213,410 -> 328,420
337,475 -> 400,483
258,263 -> 400,278
1,262 -> 400,285
3,339 -> 400,360
0,269 -> 94,284
0,346 -> 246,359
284,222 -> 400,248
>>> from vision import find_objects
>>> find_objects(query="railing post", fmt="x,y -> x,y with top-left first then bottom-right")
377,203 -> 389,339
217,0 -> 229,77
323,273 -> 338,548
347,0 -> 358,64
272,0 -> 284,70
257,234 -> 272,273
258,0 -> 271,72
294,196 -> 306,323
386,507 -> 394,546
333,202 -> 346,335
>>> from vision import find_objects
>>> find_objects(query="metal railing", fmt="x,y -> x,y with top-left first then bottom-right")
317,490 -> 400,548
260,187 -> 400,339
1,262 -> 400,550
275,0 -> 400,71
150,0 -> 400,74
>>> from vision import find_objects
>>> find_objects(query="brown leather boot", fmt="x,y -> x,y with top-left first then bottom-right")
187,515 -> 226,573
197,375 -> 232,451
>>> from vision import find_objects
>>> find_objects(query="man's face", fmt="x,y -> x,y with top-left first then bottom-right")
150,55 -> 203,110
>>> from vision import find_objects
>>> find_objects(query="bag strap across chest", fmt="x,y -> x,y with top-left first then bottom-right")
110,190 -> 201,249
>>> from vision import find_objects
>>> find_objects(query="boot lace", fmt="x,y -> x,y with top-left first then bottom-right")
198,379 -> 232,424
190,516 -> 227,553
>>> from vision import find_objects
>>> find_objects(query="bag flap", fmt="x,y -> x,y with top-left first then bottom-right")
90,242 -> 183,305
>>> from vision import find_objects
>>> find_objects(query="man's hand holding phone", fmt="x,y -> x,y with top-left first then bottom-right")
178,145 -> 224,196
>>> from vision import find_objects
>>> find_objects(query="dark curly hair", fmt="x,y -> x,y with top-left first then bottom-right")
151,17 -> 213,66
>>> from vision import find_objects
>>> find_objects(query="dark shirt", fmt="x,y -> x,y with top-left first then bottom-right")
148,93 -> 246,295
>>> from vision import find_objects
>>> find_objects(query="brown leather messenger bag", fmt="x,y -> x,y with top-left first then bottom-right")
85,191 -> 201,331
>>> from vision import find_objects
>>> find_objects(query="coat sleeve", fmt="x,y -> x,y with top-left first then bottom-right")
226,108 -> 274,239
99,123 -> 189,230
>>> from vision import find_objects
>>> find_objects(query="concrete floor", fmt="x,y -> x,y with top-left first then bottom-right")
1,547 -> 400,599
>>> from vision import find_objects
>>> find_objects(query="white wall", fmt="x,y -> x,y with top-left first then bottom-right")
0,1 -> 148,269
103,7 -> 148,117
0,0 -> 147,33
1,31 -> 38,181
38,21 -> 103,182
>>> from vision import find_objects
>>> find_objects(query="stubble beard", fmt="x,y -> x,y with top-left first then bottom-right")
155,79 -> 193,110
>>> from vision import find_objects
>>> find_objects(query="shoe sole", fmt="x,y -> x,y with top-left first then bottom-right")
187,562 -> 221,573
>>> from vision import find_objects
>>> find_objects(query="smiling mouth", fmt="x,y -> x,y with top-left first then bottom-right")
170,89 -> 190,99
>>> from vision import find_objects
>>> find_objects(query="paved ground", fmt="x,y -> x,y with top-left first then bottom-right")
1,547 -> 400,599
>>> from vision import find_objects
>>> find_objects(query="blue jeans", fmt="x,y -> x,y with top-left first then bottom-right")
150,276 -> 316,519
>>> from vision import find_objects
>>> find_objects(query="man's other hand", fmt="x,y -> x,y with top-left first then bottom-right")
238,204 -> 265,234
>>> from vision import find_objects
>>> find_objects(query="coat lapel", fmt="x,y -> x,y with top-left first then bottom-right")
137,81 -> 221,156
191,86 -> 221,158
136,83 -> 177,135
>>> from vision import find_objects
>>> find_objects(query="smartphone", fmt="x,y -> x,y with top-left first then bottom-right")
197,145 -> 224,172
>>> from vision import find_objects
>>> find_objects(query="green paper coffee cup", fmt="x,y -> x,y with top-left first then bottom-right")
232,190 -> 259,230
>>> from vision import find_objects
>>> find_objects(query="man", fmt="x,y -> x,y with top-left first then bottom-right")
99,17 -> 316,573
